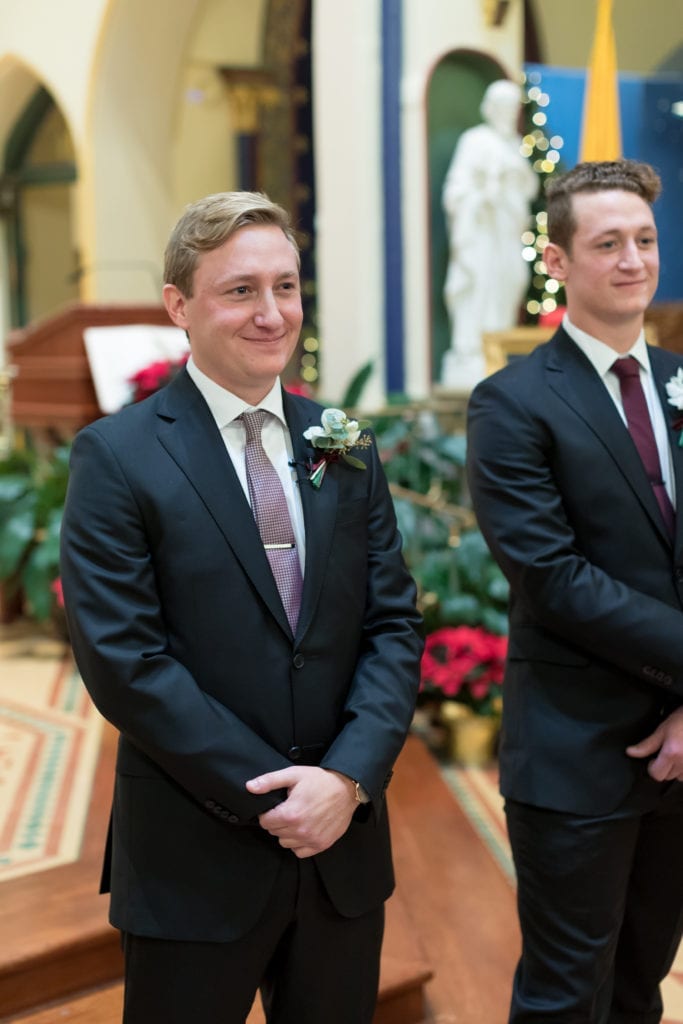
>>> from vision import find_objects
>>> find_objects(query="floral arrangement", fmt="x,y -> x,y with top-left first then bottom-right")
303,407 -> 372,488
665,369 -> 683,443
128,355 -> 189,403
420,625 -> 507,715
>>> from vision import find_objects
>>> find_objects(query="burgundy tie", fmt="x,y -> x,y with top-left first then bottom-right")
241,410 -> 303,631
612,356 -> 675,540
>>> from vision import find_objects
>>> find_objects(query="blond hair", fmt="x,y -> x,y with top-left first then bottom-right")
164,191 -> 299,297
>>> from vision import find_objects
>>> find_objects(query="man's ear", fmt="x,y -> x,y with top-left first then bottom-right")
163,283 -> 189,329
544,242 -> 569,283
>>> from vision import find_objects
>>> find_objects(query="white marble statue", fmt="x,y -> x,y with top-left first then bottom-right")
441,79 -> 538,389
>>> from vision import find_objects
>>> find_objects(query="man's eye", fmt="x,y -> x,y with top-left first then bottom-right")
230,285 -> 250,295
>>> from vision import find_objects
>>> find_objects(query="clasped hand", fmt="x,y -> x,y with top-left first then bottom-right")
627,706 -> 683,781
246,766 -> 358,859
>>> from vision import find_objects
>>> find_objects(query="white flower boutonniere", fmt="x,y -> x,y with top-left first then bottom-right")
665,369 -> 683,446
303,408 -> 373,489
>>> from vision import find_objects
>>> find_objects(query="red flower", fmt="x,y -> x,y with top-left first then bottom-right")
128,355 -> 189,402
420,626 -> 507,710
51,577 -> 64,608
285,379 -> 314,398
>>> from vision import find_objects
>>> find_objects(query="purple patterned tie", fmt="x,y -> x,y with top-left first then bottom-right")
612,357 -> 675,540
241,410 -> 303,631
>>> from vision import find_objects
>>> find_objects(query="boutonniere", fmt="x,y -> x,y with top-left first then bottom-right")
665,369 -> 683,445
303,408 -> 373,489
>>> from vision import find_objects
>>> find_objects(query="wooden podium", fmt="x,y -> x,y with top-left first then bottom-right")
6,303 -> 173,433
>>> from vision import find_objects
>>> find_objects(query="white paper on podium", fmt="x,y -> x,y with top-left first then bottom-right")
83,324 -> 190,414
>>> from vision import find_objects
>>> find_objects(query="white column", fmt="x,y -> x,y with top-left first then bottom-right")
312,0 -> 386,409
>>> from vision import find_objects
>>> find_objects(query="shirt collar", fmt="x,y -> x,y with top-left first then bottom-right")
562,313 -> 651,379
186,356 -> 286,429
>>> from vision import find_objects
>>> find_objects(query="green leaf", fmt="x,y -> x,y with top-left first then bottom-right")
340,362 -> 374,408
481,608 -> 509,635
341,454 -> 366,470
440,594 -> 482,626
0,506 -> 35,577
22,556 -> 54,621
0,476 -> 30,504
433,434 -> 467,465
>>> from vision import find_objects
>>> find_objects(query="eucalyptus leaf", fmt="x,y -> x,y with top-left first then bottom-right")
341,454 -> 366,470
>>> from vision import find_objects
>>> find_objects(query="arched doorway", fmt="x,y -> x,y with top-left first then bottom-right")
2,85 -> 78,327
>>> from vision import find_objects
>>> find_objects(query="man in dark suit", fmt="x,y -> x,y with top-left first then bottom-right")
60,192 -> 422,1024
467,160 -> 683,1023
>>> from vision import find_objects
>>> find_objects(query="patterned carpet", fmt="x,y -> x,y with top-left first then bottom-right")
441,761 -> 683,1023
0,630 -> 102,882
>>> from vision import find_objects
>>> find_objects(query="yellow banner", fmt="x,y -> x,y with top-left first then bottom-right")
579,0 -> 622,161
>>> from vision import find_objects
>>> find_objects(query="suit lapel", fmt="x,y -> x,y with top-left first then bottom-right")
282,390 -> 338,641
546,328 -> 672,545
155,371 -> 292,638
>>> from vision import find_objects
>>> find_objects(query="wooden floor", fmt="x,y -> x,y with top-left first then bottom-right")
0,707 -> 520,1022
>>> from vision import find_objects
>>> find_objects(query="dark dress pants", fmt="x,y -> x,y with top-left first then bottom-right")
122,853 -> 384,1024
505,783 -> 683,1023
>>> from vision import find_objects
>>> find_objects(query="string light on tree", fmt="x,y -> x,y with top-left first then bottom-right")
521,71 -> 566,322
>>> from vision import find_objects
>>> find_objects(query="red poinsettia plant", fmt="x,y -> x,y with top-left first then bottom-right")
128,354 -> 189,403
420,625 -> 507,715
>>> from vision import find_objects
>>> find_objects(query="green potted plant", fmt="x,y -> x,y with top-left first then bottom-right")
0,444 -> 70,622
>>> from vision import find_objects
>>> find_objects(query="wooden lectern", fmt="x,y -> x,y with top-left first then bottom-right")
6,303 -> 173,433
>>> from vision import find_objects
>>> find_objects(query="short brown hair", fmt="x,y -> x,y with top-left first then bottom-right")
546,160 -> 662,252
164,191 -> 299,297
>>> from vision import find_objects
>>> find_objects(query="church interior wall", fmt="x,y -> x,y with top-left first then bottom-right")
530,0 -> 683,75
170,0 -> 266,215
84,0 -> 203,305
0,0 -> 681,399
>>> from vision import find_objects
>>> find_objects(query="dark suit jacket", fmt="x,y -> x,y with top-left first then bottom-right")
467,327 -> 683,816
60,370 -> 422,941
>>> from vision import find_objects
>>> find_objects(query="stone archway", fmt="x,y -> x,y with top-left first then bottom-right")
0,58 -> 78,330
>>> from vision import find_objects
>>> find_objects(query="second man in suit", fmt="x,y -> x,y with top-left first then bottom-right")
467,160 -> 683,1023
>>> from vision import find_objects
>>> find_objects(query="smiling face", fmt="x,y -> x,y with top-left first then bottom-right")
544,189 -> 659,352
163,224 -> 303,404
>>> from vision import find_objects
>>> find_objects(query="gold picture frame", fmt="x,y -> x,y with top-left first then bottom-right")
482,327 -> 554,376
483,324 -> 659,376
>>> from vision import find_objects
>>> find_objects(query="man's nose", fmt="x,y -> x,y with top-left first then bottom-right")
618,240 -> 645,269
253,290 -> 284,327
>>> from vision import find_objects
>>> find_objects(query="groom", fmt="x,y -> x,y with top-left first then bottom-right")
60,191 -> 422,1024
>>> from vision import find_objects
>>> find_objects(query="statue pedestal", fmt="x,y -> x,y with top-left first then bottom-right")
440,348 -> 485,392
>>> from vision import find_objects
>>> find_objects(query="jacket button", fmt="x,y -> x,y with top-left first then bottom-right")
288,746 -> 302,760
227,814 -> 239,824
293,654 -> 305,669
205,800 -> 216,810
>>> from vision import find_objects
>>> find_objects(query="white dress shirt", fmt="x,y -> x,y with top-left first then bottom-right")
186,357 -> 306,572
563,314 -> 675,507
